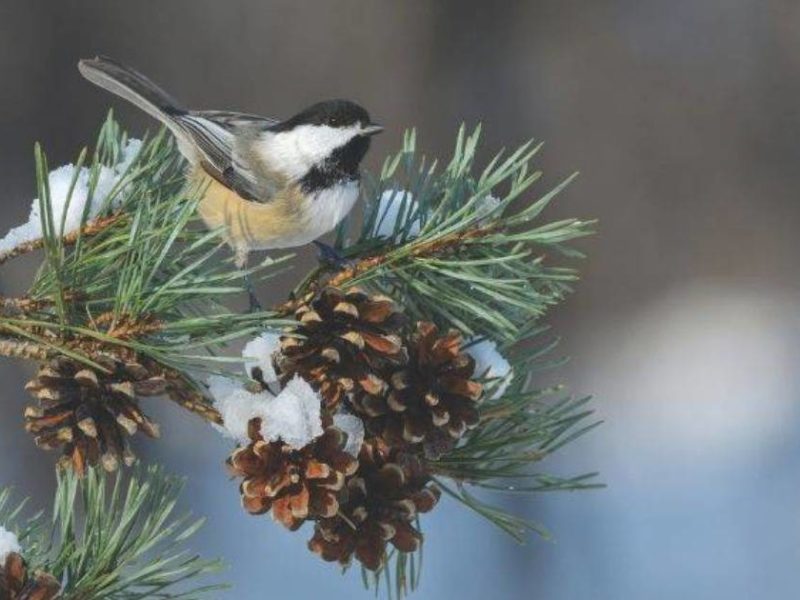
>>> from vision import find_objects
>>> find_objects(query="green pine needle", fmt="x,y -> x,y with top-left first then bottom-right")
0,115 -> 600,598
0,466 -> 224,599
340,126 -> 600,595
4,112 -> 290,377
328,124 -> 594,344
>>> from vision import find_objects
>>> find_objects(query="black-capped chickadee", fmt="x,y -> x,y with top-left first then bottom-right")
77,56 -> 382,279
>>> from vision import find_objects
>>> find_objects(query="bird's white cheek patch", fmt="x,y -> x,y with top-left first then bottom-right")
258,125 -> 361,180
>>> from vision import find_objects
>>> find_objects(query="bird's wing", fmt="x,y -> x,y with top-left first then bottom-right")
196,111 -> 287,200
191,110 -> 279,130
174,111 -> 279,202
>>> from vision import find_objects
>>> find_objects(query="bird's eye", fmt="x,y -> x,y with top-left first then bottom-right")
328,116 -> 339,126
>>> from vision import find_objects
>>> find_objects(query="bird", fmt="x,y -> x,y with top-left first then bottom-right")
77,56 -> 383,308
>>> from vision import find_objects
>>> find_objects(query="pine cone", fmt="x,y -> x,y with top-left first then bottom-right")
353,322 -> 483,449
24,354 -> 165,474
308,438 -> 440,571
227,419 -> 358,530
275,287 -> 406,410
0,552 -> 60,600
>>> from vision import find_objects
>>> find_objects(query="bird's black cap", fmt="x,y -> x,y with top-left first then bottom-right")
270,99 -> 373,132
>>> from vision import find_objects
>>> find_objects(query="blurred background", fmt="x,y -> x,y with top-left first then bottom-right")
1,1 -> 799,598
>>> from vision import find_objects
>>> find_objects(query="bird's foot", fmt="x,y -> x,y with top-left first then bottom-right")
313,241 -> 353,270
248,290 -> 263,313
243,273 -> 263,313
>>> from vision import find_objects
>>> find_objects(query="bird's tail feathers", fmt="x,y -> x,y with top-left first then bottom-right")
78,56 -> 201,159
81,55 -> 190,117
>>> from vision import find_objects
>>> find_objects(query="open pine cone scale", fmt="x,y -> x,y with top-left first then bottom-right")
354,321 -> 483,451
276,287 -> 407,410
0,552 -> 60,600
23,354 -> 165,474
228,419 -> 358,530
308,438 -> 441,571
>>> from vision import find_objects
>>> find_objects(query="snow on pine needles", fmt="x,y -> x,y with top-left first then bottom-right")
0,138 -> 141,254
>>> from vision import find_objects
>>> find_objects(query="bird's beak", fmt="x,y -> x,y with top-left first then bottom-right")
361,124 -> 384,136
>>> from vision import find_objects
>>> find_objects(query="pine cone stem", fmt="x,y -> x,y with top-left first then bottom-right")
164,370 -> 223,425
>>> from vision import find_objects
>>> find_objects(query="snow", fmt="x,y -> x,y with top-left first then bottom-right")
371,189 -> 422,239
465,339 -> 513,399
368,189 -> 503,241
209,374 -> 324,450
0,139 -> 142,254
333,413 -> 365,458
242,331 -> 281,385
0,525 -> 21,563
476,194 -> 502,222
260,376 -> 324,450
208,375 -> 273,445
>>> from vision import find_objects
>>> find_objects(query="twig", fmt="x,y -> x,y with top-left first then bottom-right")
0,213 -> 126,265
0,338 -> 51,361
0,296 -> 49,317
330,226 -> 495,288
0,331 -> 222,424
94,312 -> 163,339
280,225 -> 498,315
0,292 -> 85,317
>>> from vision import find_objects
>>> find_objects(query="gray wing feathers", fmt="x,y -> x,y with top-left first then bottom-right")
191,110 -> 279,130
172,114 -> 234,179
177,115 -> 270,200
232,134 -> 283,200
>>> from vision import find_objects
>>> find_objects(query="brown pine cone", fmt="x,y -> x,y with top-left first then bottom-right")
308,438 -> 441,571
0,552 -> 60,600
227,419 -> 358,530
353,321 -> 483,449
275,287 -> 406,410
24,354 -> 165,475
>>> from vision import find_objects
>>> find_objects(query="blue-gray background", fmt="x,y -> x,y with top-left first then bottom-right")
1,1 -> 799,599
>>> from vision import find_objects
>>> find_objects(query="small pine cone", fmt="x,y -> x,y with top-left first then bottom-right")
0,552 -> 60,600
354,321 -> 483,448
227,419 -> 358,530
275,287 -> 406,410
24,354 -> 165,475
308,438 -> 441,571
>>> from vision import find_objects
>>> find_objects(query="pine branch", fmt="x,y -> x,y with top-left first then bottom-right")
0,293 -> 86,317
0,113 -> 291,419
323,125 -> 600,546
0,337 -> 50,360
424,337 -> 603,539
329,222 -> 497,289
0,328 -> 223,423
0,114 -> 600,597
0,213 -> 125,265
291,125 -> 593,345
0,466 -> 224,599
